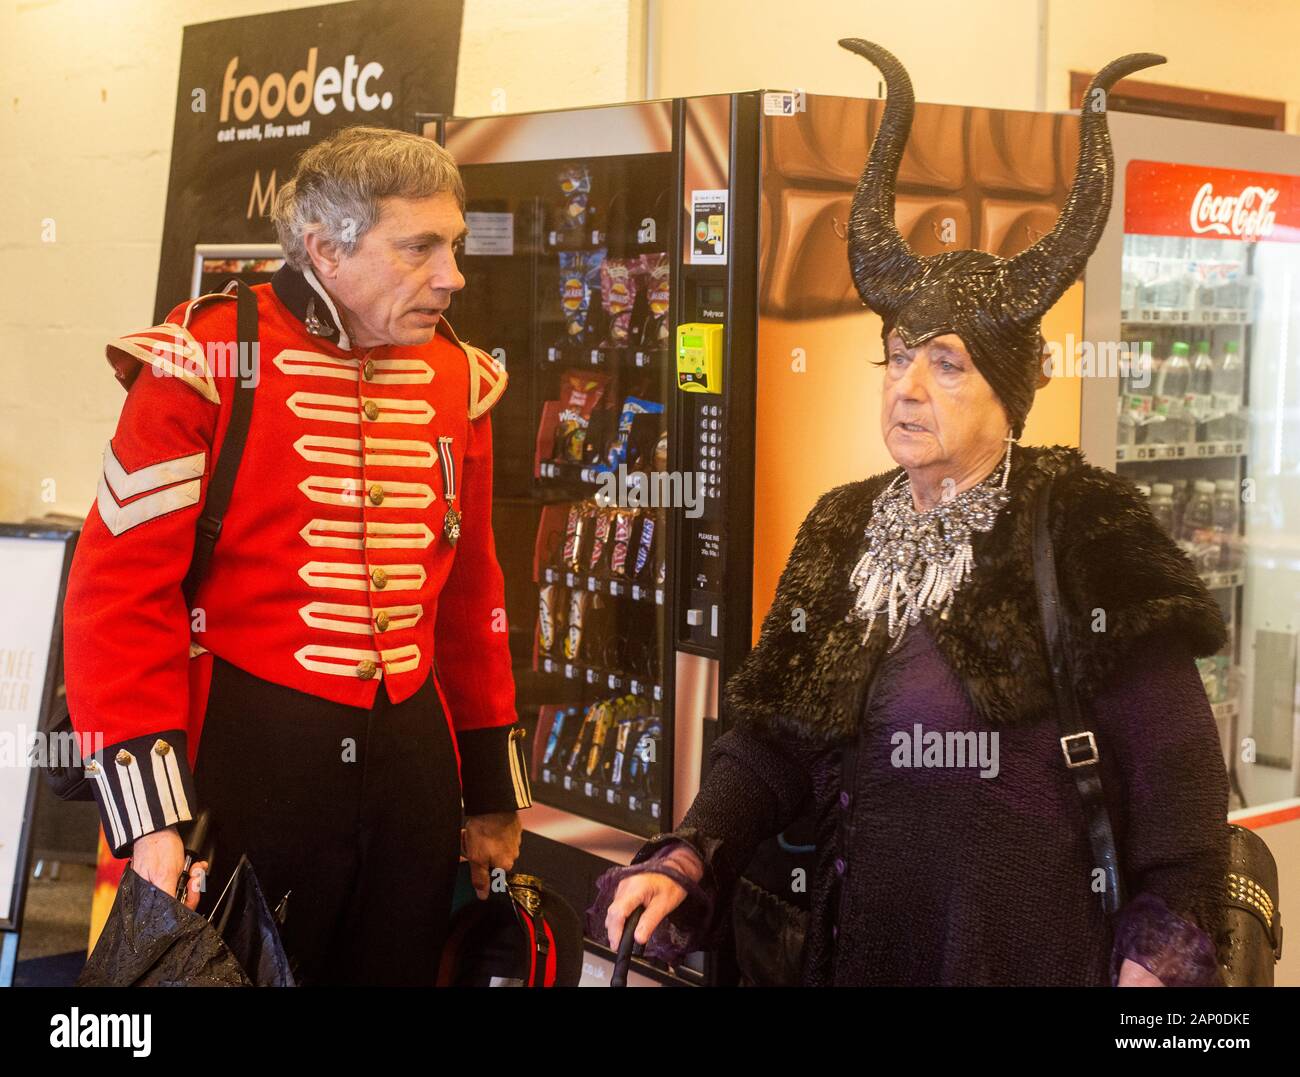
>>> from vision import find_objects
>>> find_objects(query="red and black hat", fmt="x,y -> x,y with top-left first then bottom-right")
437,869 -> 583,987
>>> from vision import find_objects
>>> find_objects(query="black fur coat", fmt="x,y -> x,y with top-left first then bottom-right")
725,442 -> 1227,743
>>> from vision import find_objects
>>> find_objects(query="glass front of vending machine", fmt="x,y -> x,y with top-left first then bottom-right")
1082,113 -> 1300,826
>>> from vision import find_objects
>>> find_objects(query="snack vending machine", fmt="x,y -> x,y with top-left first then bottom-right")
424,97 -> 758,985
422,88 -> 1106,984
1078,112 -> 1300,816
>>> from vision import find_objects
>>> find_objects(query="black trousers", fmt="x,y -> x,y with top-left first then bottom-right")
192,657 -> 462,986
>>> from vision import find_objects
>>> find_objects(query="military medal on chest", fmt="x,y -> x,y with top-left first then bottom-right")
438,435 -> 461,546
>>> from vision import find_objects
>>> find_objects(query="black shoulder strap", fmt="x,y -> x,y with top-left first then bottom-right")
182,280 -> 258,606
1031,472 -> 1125,916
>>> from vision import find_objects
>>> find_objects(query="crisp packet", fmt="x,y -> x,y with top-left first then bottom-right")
600,257 -> 639,346
558,249 -> 606,343
639,252 -> 670,347
598,396 -> 665,473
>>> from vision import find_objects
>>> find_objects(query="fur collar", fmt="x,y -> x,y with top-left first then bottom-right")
725,443 -> 1227,743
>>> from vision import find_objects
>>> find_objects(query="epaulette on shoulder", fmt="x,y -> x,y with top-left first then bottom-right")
436,317 -> 508,419
105,290 -> 237,404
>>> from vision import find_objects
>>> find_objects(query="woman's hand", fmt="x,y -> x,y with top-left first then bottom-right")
1117,958 -> 1165,986
130,827 -> 208,910
463,811 -> 522,899
603,846 -> 705,949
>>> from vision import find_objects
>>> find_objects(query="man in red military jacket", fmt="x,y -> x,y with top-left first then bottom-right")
63,126 -> 530,984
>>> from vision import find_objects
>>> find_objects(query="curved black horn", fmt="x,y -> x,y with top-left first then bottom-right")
839,38 -> 924,319
1000,52 -> 1166,323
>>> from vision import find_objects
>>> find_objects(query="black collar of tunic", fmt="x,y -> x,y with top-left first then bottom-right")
271,263 -> 348,349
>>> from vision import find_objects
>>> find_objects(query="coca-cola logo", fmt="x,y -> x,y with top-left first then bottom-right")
1190,182 -> 1279,240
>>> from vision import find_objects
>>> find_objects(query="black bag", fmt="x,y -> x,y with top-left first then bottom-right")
37,281 -> 259,803
1031,471 -> 1282,985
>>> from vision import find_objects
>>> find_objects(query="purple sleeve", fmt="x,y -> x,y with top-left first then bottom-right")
1110,892 -> 1224,986
584,725 -> 816,965
1089,635 -> 1229,986
585,834 -> 719,966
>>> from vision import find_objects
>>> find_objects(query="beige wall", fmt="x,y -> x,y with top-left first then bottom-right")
652,0 -> 1042,108
652,0 -> 1300,127
0,0 -> 641,525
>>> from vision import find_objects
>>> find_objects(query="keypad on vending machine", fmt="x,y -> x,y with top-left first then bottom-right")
698,403 -> 722,501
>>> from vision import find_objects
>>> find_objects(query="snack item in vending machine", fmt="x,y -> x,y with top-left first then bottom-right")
596,397 -> 665,473
542,708 -> 572,767
637,252 -> 671,348
629,718 -> 663,794
609,717 -> 636,787
588,508 -> 613,573
565,703 -> 598,772
570,501 -> 600,571
537,583 -> 562,656
558,165 -> 591,231
600,258 -> 640,346
553,369 -> 611,463
580,406 -> 619,469
558,250 -> 606,343
628,412 -> 666,472
561,503 -> 583,568
609,509 -> 637,576
564,587 -> 590,660
585,701 -> 617,778
633,512 -> 657,579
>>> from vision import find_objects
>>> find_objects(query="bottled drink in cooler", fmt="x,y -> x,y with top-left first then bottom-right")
1213,478 -> 1241,571
1181,479 -> 1220,573
1169,477 -> 1190,535
1187,341 -> 1215,438
1152,342 -> 1192,444
1211,340 -> 1244,440
1152,236 -> 1193,313
1193,239 -> 1220,311
1148,482 -> 1176,535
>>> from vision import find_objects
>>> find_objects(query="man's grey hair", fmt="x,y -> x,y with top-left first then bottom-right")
272,125 -> 466,271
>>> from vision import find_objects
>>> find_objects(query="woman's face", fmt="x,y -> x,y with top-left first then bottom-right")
880,331 -> 1009,478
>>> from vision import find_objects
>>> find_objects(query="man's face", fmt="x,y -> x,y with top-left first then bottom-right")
312,192 -> 467,349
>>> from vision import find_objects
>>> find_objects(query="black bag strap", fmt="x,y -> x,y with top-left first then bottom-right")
182,280 -> 258,606
1031,471 -> 1125,916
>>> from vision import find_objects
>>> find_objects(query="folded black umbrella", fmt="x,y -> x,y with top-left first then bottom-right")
78,854 -> 295,988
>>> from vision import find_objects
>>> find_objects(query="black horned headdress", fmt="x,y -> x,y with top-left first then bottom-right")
841,39 -> 1165,437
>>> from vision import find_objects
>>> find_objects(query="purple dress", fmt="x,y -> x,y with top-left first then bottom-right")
589,616 -> 1226,986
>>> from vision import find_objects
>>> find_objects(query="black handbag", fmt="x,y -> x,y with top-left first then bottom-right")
1031,470 -> 1282,985
36,281 -> 259,802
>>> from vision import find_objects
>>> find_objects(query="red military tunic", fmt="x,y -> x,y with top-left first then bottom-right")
64,264 -> 531,856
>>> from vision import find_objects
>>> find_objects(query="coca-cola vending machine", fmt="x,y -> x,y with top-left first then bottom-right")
1080,113 -> 1300,983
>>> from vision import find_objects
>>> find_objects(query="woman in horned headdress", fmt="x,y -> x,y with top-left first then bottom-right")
588,41 -> 1231,987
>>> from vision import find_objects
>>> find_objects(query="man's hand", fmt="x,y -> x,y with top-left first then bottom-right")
463,811 -> 522,899
130,827 -> 208,910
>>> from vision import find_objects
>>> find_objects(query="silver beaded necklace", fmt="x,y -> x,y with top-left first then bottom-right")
848,436 -> 1014,652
